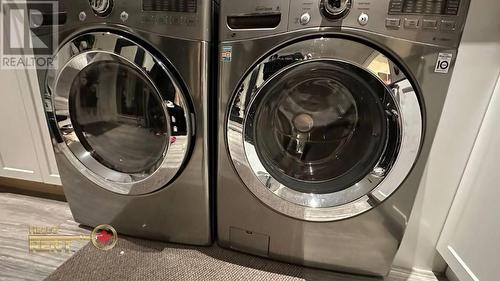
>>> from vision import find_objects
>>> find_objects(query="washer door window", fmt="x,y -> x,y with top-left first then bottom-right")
227,37 -> 423,221
47,32 -> 192,195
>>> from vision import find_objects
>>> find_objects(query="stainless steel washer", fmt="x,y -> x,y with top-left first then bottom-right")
217,0 -> 470,275
31,0 -> 214,245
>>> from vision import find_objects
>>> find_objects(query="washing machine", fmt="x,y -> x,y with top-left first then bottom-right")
217,0 -> 470,276
30,0 -> 213,245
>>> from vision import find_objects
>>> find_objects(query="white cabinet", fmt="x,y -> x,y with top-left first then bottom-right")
437,74 -> 500,281
0,67 -> 61,185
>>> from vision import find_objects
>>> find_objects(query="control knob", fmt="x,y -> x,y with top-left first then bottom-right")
320,0 -> 352,20
90,0 -> 113,17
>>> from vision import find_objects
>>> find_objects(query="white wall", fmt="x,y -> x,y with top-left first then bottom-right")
393,0 -> 500,273
437,72 -> 500,281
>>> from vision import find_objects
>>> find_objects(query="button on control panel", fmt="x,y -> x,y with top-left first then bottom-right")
299,12 -> 311,25
90,0 -> 113,17
385,18 -> 401,29
422,19 -> 437,29
321,0 -> 352,20
404,18 -> 419,29
358,13 -> 369,26
441,20 -> 456,31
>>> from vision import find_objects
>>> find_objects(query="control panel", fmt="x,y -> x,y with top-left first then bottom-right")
221,0 -> 470,47
59,0 -> 212,41
143,0 -> 197,13
388,0 -> 460,15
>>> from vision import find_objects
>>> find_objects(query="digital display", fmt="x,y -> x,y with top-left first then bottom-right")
143,0 -> 197,13
388,0 -> 460,15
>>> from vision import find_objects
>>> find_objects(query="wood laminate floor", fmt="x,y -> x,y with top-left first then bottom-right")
0,191 -> 445,281
0,191 -> 89,281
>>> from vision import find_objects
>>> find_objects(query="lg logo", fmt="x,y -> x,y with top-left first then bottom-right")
437,60 -> 449,70
435,53 -> 453,74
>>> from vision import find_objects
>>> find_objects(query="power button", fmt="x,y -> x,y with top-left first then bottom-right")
358,13 -> 369,26
299,12 -> 311,25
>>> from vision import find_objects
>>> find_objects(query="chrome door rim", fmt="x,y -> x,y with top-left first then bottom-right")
226,37 -> 423,221
46,32 -> 191,195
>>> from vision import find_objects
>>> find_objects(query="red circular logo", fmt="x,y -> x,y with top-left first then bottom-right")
91,224 -> 117,250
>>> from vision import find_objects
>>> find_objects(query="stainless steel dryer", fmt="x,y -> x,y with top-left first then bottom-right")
31,0 -> 213,245
217,0 -> 470,275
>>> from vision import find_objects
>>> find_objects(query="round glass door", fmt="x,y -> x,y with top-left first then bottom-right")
47,32 -> 192,195
250,61 -> 388,194
227,37 -> 423,221
70,61 -> 168,175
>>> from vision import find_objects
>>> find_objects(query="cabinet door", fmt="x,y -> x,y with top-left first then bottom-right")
437,74 -> 500,281
25,67 -> 61,185
0,2 -> 60,185
0,68 -> 60,185
0,69 -> 43,181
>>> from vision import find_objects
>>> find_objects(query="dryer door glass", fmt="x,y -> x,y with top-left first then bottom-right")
70,61 -> 168,174
251,60 -> 388,194
49,32 -> 192,195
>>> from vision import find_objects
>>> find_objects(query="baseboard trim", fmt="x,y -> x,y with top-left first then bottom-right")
389,267 -> 444,281
0,177 -> 65,201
